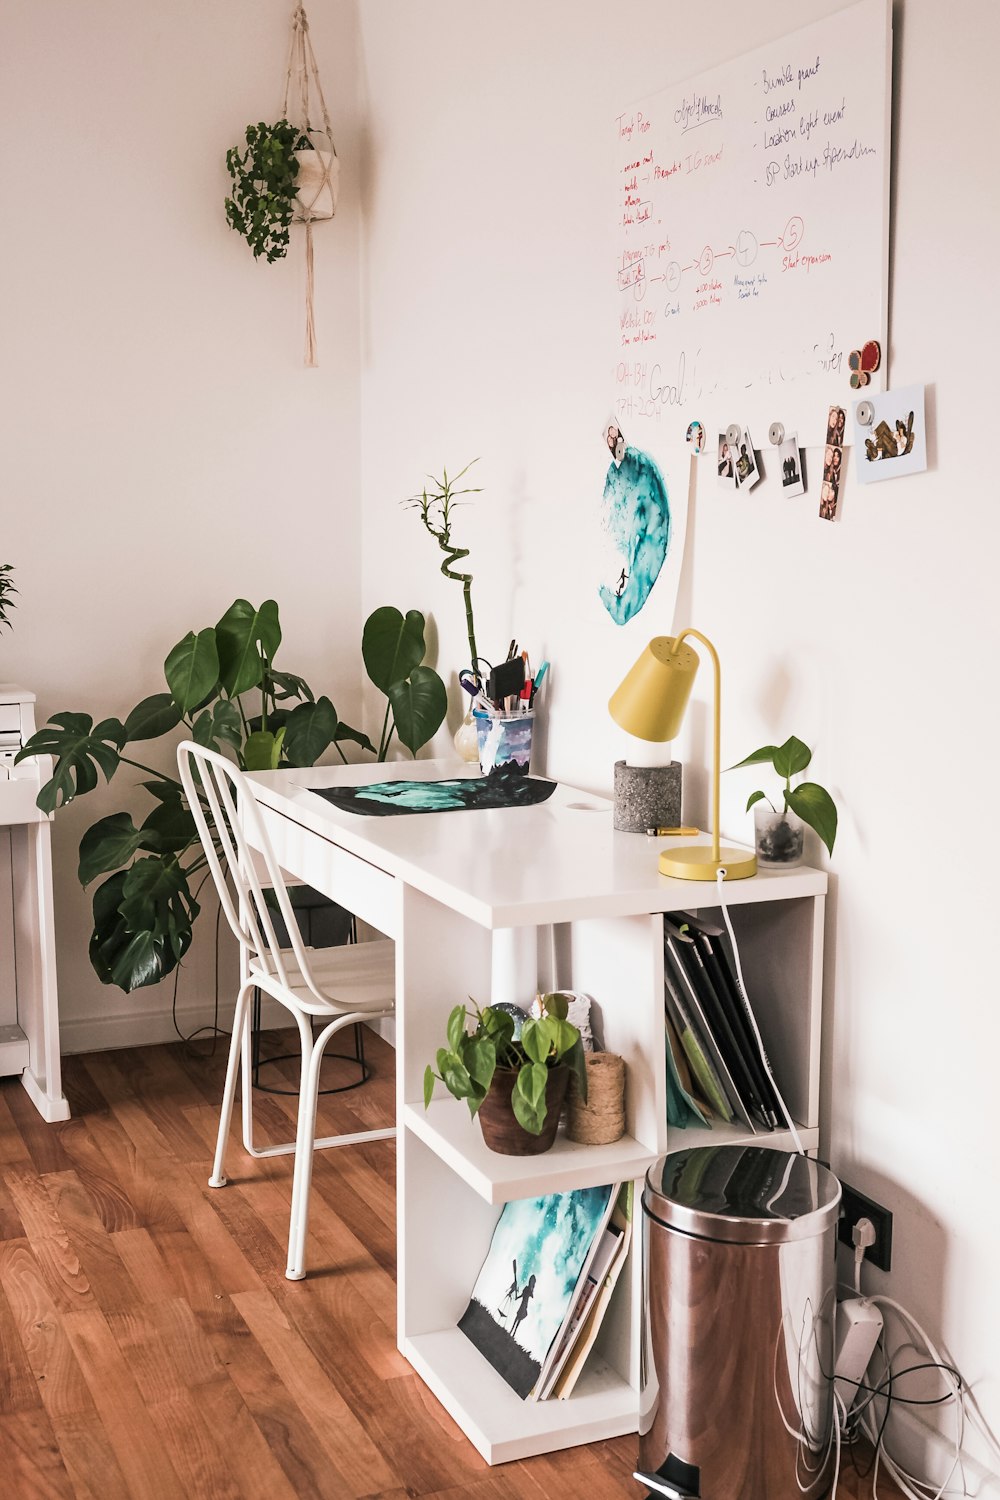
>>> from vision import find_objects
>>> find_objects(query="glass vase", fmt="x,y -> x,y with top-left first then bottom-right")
753,804 -> 805,867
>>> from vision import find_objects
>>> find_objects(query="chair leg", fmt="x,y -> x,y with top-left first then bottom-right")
209,979 -> 254,1188
285,1009 -> 325,1280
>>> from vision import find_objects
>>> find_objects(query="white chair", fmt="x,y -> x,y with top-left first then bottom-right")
177,741 -> 395,1280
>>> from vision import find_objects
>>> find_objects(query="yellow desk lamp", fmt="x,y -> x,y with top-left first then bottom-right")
609,631 -> 756,881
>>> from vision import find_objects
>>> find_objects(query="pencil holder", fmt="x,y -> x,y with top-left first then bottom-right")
566,1052 -> 626,1145
474,710 -> 534,775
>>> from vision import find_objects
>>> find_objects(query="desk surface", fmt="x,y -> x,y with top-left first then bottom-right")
247,760 -> 827,929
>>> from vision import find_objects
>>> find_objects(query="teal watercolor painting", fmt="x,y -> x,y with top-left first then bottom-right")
308,763 -> 556,817
599,445 -> 671,625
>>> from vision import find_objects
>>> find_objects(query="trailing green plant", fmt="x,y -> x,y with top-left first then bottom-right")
728,734 -> 838,855
404,460 -> 483,686
0,564 -> 16,631
424,994 -> 587,1136
16,599 -> 447,994
225,119 -> 309,262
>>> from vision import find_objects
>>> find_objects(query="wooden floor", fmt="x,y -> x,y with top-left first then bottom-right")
0,1029 -> 895,1499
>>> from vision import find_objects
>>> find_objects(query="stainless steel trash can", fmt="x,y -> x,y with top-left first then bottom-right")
638,1145 -> 841,1500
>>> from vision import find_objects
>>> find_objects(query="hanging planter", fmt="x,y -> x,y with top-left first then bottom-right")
224,4 -> 338,365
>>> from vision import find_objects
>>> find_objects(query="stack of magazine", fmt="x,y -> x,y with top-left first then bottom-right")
664,911 -> 785,1133
458,1183 -> 633,1401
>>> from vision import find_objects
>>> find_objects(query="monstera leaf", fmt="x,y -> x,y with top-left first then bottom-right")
192,699 -> 243,754
165,629 -> 220,714
16,713 -> 126,813
78,813 -> 145,885
216,599 -> 281,697
387,666 -> 447,756
89,859 -> 200,992
363,607 -> 427,693
123,693 -> 182,742
282,696 -> 339,767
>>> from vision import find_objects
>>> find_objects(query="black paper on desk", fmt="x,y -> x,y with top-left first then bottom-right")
308,764 -> 557,817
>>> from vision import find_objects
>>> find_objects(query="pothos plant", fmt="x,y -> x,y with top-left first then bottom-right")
224,119 -> 309,262
405,460 -> 483,687
424,994 -> 588,1136
728,734 -> 838,856
17,600 -> 447,994
0,564 -> 16,632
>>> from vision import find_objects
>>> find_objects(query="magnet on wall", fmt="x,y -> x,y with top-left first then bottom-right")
768,422 -> 785,446
856,399 -> 875,427
849,340 -> 881,389
725,422 -> 741,447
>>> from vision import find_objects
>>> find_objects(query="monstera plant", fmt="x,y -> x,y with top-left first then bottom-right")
17,600 -> 446,994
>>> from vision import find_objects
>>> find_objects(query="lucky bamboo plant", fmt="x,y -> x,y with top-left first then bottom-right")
17,599 -> 446,993
405,460 -> 483,686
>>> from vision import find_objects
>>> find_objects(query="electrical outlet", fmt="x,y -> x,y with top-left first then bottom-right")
838,1180 -> 893,1271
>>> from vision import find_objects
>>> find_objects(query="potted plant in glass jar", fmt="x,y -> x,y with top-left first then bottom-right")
728,734 -> 838,866
423,994 -> 587,1155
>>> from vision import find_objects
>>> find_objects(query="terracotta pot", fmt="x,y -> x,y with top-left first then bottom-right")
477,1065 -> 571,1155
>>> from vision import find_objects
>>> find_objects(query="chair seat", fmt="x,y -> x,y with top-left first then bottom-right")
250,937 -> 395,1016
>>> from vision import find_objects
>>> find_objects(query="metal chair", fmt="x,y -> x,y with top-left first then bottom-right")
177,741 -> 395,1280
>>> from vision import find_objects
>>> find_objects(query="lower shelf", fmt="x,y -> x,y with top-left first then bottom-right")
403,1327 -> 640,1464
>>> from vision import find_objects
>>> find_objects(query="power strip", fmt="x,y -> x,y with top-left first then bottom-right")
835,1296 -> 884,1410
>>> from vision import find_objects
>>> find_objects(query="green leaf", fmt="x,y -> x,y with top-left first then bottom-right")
333,721 -> 377,756
512,1062 -> 549,1135
215,599 -> 281,698
16,712 -> 126,813
282,696 -> 338,767
139,799 -> 197,856
772,735 -> 812,780
191,699 -> 243,754
548,1017 -> 580,1061
78,813 -> 143,885
437,1050 -> 473,1101
446,1003 -> 467,1053
464,1037 -> 496,1096
165,629 -> 220,714
746,789 -> 767,813
541,992 -> 569,1021
119,857 -> 200,959
243,728 -> 285,771
727,744 -> 780,771
521,1017 -> 555,1066
124,693 -> 181,742
786,782 -> 838,856
424,1065 -> 436,1109
362,607 -> 427,694
565,1038 -> 588,1102
385,666 -> 448,757
89,864 -> 199,992
265,668 -> 315,704
141,779 -> 185,804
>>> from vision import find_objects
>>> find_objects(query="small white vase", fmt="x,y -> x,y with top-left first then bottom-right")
453,710 -> 480,763
753,805 -> 805,867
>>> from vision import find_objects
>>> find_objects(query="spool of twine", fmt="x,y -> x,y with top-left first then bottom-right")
566,1052 -> 626,1145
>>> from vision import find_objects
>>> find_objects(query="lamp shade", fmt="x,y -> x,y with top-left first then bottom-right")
609,636 -> 699,743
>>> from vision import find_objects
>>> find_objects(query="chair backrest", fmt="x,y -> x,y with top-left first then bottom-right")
176,740 -> 327,1006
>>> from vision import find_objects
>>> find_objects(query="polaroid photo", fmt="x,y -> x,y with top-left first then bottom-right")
852,384 -> 927,485
686,420 -> 706,455
779,435 -> 805,497
603,415 -> 626,467
733,427 -> 761,491
717,433 -> 735,486
819,464 -> 841,522
826,405 -> 847,449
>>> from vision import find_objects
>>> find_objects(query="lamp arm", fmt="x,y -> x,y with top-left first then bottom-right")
672,628 -> 721,863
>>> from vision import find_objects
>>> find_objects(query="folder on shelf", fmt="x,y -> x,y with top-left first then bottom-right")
665,1012 -> 712,1129
663,959 -> 734,1124
664,928 -> 757,1133
549,1184 -> 635,1400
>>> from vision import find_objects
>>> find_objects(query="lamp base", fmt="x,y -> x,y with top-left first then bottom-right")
658,844 -> 757,881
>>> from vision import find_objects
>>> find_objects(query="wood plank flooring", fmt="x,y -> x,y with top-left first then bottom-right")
0,1029 -> 897,1498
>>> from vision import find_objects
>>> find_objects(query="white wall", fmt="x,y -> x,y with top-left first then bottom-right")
358,0 -> 1000,1470
1,1 -> 364,1047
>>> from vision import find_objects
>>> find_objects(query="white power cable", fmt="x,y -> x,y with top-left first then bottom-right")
714,867 -> 805,1155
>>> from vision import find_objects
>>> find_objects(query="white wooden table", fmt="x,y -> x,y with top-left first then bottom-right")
245,758 -> 827,1463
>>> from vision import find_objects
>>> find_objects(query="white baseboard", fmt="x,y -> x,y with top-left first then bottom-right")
878,1403 -> 1000,1497
60,1000 -> 396,1057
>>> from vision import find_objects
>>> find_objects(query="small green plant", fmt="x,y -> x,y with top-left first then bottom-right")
728,734 -> 838,855
424,994 -> 587,1135
0,564 -> 16,631
17,599 -> 447,993
225,119 -> 309,262
404,460 -> 483,686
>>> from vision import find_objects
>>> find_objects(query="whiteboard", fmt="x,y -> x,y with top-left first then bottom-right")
611,0 -> 892,449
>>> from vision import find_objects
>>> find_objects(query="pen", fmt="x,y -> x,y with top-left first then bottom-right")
646,825 -> 700,836
530,661 -> 549,704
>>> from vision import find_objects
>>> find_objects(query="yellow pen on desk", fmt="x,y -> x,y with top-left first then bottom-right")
646,825 -> 700,837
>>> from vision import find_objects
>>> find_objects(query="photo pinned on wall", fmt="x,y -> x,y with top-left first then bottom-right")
733,428 -> 761,492
852,384 -> 927,485
717,433 -> 736,486
819,443 -> 845,522
825,406 -> 847,449
778,435 -> 805,497
603,415 -> 626,467
686,420 -> 706,455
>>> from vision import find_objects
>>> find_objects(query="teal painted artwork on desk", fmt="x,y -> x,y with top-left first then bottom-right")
308,764 -> 556,817
599,445 -> 671,626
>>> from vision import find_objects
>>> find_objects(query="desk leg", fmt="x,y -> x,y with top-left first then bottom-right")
12,820 -> 69,1122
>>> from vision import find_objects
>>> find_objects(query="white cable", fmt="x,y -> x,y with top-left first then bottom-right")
714,867 -> 805,1155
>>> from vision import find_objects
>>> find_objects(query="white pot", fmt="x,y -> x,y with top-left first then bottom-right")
293,148 -> 339,221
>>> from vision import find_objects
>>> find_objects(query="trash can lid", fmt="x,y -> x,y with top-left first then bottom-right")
643,1145 -> 841,1244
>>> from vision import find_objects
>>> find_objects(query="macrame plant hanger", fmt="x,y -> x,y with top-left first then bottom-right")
282,3 -> 339,366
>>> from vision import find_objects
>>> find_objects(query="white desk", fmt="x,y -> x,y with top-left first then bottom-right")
0,686 -> 69,1122
246,758 -> 827,1464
